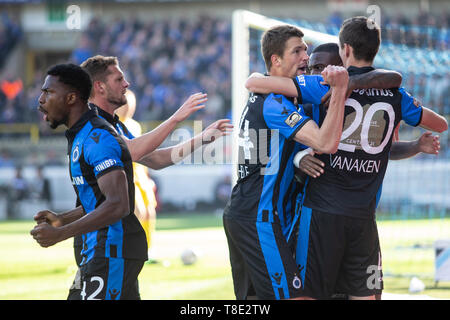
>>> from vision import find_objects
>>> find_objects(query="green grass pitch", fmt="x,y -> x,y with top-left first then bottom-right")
0,213 -> 449,300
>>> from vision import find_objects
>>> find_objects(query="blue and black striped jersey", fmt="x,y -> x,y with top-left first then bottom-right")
294,66 -> 423,219
66,108 -> 147,265
73,105 -> 136,250
226,88 -> 316,238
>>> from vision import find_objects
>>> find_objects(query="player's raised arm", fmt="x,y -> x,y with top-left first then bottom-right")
418,107 -> 448,133
123,92 -> 208,161
137,119 -> 233,169
293,66 -> 348,153
399,88 -> 448,133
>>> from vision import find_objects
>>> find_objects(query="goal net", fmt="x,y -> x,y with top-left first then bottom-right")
231,9 -> 450,286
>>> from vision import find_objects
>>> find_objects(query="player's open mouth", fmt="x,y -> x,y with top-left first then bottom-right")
38,105 -> 48,121
298,66 -> 307,74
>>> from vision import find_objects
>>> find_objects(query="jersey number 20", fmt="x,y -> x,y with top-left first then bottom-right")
338,98 -> 395,155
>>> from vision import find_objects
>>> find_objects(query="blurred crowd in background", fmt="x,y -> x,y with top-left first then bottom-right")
0,9 -> 449,162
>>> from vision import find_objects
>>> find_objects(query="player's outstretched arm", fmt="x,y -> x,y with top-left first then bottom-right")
390,131 -> 441,160
245,73 -> 298,97
30,170 -> 129,248
321,69 -> 402,106
293,66 -> 348,154
124,93 -> 208,161
137,119 -> 233,169
418,107 -> 448,133
349,69 -> 402,90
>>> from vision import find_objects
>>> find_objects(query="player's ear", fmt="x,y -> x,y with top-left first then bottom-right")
271,54 -> 281,67
66,92 -> 77,105
344,43 -> 351,59
94,81 -> 105,95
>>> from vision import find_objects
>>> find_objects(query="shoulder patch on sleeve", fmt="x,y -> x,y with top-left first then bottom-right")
285,111 -> 303,127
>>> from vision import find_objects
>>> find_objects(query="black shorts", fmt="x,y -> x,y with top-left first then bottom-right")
223,215 -> 303,300
68,257 -> 145,300
67,243 -> 83,300
295,207 -> 383,299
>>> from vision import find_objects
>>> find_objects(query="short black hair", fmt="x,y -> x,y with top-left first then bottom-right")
47,63 -> 92,103
313,42 -> 339,56
339,16 -> 381,62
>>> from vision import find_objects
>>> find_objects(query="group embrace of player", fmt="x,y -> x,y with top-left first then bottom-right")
30,15 -> 447,300
225,16 -> 447,300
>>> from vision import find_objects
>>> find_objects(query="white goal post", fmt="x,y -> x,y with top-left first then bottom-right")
231,10 -> 338,186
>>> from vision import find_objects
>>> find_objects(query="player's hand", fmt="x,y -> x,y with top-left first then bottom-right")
418,131 -> 440,155
172,92 -> 208,123
321,65 -> 349,90
299,154 -> 325,178
202,119 -> 234,144
320,83 -> 354,108
30,223 -> 63,248
34,210 -> 63,227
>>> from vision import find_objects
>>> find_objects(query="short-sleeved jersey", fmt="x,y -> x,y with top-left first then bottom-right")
299,66 -> 423,219
226,90 -> 312,238
66,108 -> 147,265
73,105 -> 136,250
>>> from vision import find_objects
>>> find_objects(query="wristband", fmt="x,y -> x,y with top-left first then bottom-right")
293,148 -> 313,168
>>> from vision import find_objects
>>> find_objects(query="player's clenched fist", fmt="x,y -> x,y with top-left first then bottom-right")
321,65 -> 349,89
30,223 -> 63,248
34,210 -> 63,227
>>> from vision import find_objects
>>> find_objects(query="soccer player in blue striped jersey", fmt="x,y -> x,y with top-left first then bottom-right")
32,64 -> 147,300
223,25 -> 349,300
57,55 -> 232,298
275,42 -> 441,300
246,17 -> 448,300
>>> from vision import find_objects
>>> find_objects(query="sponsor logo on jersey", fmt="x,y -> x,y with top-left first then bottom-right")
72,175 -> 85,185
296,75 -> 306,87
352,88 -> 394,97
95,159 -> 117,173
285,112 -> 302,127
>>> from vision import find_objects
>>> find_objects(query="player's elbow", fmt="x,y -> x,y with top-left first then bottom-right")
109,196 -> 130,219
245,78 -> 267,94
245,79 -> 258,93
429,116 -> 448,133
316,139 -> 339,154
437,117 -> 448,133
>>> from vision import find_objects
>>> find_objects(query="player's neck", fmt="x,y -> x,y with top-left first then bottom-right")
67,104 -> 90,128
89,97 -> 116,116
345,56 -> 372,69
